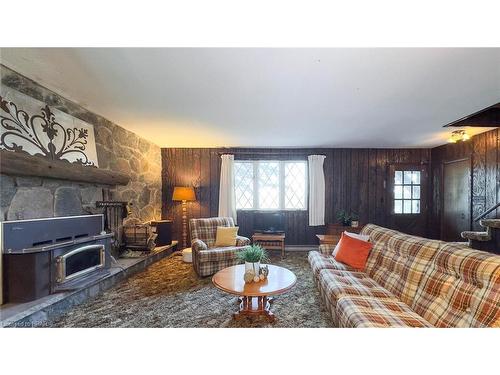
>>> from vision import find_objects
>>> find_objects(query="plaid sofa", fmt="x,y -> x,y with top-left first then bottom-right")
189,217 -> 250,277
308,224 -> 500,327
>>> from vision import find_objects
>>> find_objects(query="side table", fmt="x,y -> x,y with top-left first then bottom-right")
317,224 -> 365,246
252,233 -> 286,258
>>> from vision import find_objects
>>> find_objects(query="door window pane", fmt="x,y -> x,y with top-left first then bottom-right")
412,200 -> 421,214
412,186 -> 420,199
394,186 -> 403,199
412,171 -> 421,184
394,200 -> 403,214
403,186 -> 412,199
395,171 -> 403,184
404,171 -> 413,184
403,200 -> 412,214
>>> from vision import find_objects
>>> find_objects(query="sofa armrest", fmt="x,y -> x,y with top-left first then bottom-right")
235,235 -> 251,247
319,244 -> 335,256
192,239 -> 208,252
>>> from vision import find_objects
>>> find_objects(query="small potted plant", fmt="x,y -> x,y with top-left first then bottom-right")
336,210 -> 352,226
237,244 -> 269,278
350,213 -> 359,228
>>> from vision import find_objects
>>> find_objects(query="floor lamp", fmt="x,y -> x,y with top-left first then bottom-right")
172,186 -> 196,249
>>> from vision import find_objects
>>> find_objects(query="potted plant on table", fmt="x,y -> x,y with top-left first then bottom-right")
336,210 -> 352,226
237,245 -> 269,283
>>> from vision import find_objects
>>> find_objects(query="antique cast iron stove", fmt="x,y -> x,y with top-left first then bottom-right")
1,214 -> 113,303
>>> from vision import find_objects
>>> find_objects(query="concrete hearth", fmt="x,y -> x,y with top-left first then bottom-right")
0,242 -> 178,327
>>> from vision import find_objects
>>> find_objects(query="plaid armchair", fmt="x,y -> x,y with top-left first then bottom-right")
189,217 -> 250,277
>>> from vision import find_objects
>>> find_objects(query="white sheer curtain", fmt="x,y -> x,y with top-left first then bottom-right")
308,155 -> 326,226
218,154 -> 237,223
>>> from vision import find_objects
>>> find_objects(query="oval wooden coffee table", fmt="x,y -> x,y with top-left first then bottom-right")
212,264 -> 297,321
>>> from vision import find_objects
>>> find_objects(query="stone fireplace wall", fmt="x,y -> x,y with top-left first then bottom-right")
0,65 -> 162,225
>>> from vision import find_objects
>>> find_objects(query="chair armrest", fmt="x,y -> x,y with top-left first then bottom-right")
235,236 -> 251,247
319,244 -> 336,256
191,239 -> 208,252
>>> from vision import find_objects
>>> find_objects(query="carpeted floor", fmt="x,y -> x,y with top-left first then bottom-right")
50,251 -> 333,327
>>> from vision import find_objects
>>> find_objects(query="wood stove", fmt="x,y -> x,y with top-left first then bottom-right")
1,214 -> 113,303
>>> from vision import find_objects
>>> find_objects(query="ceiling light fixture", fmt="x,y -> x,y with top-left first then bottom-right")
447,129 -> 471,143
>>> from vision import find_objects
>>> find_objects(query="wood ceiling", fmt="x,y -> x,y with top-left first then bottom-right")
444,102 -> 500,128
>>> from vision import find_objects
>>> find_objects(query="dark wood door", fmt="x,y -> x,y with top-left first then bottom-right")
442,158 -> 471,241
387,163 -> 429,237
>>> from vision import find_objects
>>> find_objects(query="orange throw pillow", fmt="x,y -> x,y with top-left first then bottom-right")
334,232 -> 373,271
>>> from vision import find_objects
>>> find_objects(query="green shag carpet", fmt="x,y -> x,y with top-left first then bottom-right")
50,251 -> 333,328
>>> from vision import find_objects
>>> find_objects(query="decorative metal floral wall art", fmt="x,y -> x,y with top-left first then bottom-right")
0,89 -> 99,166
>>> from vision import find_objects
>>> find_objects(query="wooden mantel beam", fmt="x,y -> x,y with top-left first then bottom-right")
0,150 -> 130,186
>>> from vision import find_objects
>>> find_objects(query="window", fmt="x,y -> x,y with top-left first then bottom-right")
234,160 -> 307,210
394,170 -> 421,214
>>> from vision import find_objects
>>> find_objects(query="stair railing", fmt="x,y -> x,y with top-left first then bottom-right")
474,201 -> 500,222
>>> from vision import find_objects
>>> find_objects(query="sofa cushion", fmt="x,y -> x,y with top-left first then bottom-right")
334,232 -> 373,270
361,223 -> 400,245
317,269 -> 396,314
332,231 -> 370,256
308,251 -> 354,277
318,244 -> 336,256
411,243 -> 500,328
197,246 -> 242,262
365,233 -> 441,306
336,295 -> 432,328
214,226 -> 239,247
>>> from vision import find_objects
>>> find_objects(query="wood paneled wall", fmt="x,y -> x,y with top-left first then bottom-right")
429,128 -> 499,246
162,147 -> 431,245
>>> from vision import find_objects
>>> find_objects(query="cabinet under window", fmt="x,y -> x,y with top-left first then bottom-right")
234,160 -> 308,210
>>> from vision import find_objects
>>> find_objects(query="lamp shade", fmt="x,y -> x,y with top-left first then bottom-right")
172,186 -> 196,201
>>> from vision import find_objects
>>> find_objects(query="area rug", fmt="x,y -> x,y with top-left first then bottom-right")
50,251 -> 333,327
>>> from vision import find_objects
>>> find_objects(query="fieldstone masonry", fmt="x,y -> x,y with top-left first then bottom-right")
8,186 -> 54,220
0,65 -> 162,225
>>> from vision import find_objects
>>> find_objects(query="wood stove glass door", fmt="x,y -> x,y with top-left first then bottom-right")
56,244 -> 105,284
